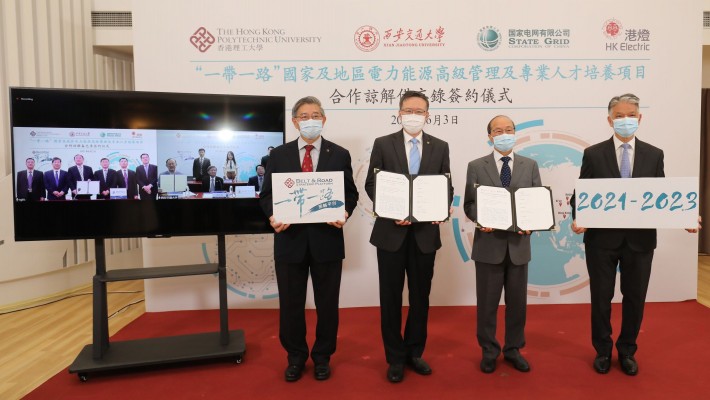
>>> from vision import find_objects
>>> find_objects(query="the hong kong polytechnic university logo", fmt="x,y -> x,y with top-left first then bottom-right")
354,25 -> 380,52
190,27 -> 215,52
284,178 -> 295,188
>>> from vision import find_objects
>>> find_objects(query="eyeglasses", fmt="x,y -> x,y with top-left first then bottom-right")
491,128 -> 515,135
295,113 -> 324,121
400,108 -> 427,116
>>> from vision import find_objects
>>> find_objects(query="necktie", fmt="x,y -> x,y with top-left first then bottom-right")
409,138 -> 420,175
28,171 -> 32,186
302,145 -> 314,172
500,156 -> 512,187
104,170 -> 108,182
258,176 -> 263,190
123,170 -> 128,186
620,143 -> 631,178
55,171 -> 59,185
210,177 -> 215,192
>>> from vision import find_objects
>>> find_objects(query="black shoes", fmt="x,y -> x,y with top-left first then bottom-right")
284,364 -> 304,382
480,357 -> 497,373
619,355 -> 638,376
593,355 -> 611,374
314,363 -> 331,380
387,363 -> 404,383
406,357 -> 432,375
504,352 -> 531,372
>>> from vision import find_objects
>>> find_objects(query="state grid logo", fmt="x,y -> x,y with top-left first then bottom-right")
190,27 -> 215,52
451,119 -> 591,299
354,25 -> 380,52
477,26 -> 501,51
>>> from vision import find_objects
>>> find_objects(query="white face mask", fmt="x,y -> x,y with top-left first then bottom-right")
401,114 -> 426,134
299,119 -> 323,140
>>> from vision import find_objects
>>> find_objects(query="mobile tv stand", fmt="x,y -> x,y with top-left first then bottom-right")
68,235 -> 244,381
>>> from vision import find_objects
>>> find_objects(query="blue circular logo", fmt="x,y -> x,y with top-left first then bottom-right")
478,26 -> 501,51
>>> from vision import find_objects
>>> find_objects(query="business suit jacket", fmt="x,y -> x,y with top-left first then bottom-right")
463,152 -> 542,266
43,169 -> 70,200
17,170 -> 45,201
365,130 -> 453,254
67,165 -> 94,191
93,169 -> 117,199
115,169 -> 139,199
572,137 -> 664,252
136,164 -> 159,199
193,157 -> 211,179
201,175 -> 225,192
260,138 -> 359,264
247,175 -> 264,192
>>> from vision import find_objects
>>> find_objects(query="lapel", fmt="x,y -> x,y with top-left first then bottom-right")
632,138 -> 646,178
483,153 -> 502,186
316,138 -> 333,171
509,153 -> 525,188
602,138 -> 621,178
285,139 -> 303,172
419,132 -> 434,174
391,130 -> 409,174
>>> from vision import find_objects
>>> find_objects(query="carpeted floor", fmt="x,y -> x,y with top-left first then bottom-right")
26,302 -> 710,399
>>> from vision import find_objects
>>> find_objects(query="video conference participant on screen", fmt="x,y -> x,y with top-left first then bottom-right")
261,146 -> 274,169
160,158 -> 183,176
247,164 -> 265,193
43,157 -> 70,200
16,157 -> 45,201
93,157 -> 116,199
116,157 -> 139,199
192,148 -> 211,180
200,165 -> 224,192
223,151 -> 237,179
136,153 -> 159,200
67,154 -> 94,197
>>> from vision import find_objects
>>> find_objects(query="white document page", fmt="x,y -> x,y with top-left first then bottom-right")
374,171 -> 410,221
475,185 -> 513,230
76,180 -> 100,195
412,175 -> 449,222
514,187 -> 554,231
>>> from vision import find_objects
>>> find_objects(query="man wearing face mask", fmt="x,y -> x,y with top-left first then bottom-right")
463,115 -> 541,374
570,93 -> 664,376
259,96 -> 358,382
365,91 -> 454,383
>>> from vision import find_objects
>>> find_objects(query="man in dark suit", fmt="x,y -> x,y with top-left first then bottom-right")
93,157 -> 117,199
201,165 -> 225,192
261,146 -> 274,169
16,157 -> 45,201
247,164 -> 266,193
260,96 -> 358,382
67,154 -> 94,197
136,153 -> 159,200
571,93 -> 679,376
115,157 -> 139,199
364,91 -> 453,383
463,115 -> 541,374
43,157 -> 70,200
192,148 -> 211,179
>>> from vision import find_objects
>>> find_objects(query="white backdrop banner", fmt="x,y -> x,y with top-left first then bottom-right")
133,0 -> 702,311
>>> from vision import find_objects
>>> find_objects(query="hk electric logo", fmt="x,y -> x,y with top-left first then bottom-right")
190,27 -> 215,52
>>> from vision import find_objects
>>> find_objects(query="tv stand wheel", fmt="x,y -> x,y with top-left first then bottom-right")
78,373 -> 89,382
235,355 -> 243,364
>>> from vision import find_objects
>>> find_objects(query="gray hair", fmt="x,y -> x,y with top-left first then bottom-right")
291,96 -> 325,118
608,93 -> 640,114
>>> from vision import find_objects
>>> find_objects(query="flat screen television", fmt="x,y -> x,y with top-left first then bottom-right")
10,87 -> 285,241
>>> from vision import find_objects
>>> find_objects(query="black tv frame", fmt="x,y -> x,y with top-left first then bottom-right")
10,87 -> 284,241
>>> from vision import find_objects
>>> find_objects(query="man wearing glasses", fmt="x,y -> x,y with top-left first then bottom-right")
365,90 -> 453,383
463,115 -> 541,374
260,96 -> 358,382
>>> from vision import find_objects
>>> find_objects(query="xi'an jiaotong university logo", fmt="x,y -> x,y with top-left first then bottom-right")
190,27 -> 215,52
354,25 -> 380,52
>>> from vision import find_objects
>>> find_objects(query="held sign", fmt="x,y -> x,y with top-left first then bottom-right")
574,177 -> 699,229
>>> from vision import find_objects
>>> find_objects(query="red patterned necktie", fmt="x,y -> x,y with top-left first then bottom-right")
301,145 -> 314,172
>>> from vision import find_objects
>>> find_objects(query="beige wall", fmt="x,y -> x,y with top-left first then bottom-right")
0,0 -> 138,307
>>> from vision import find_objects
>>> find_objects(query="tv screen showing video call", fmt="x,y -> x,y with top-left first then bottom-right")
10,87 -> 285,240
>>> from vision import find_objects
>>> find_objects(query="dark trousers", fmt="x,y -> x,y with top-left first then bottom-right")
377,232 -> 436,365
586,243 -> 654,357
274,256 -> 342,366
475,250 -> 528,359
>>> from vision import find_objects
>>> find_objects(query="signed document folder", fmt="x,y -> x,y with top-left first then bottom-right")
373,170 -> 451,222
475,185 -> 555,232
